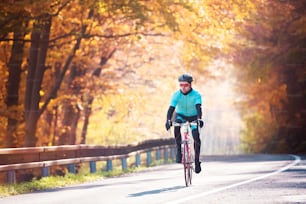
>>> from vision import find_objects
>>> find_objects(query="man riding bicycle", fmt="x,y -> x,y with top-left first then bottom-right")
165,74 -> 204,173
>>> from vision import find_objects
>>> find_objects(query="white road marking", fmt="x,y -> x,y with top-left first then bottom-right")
282,195 -> 306,203
165,155 -> 301,204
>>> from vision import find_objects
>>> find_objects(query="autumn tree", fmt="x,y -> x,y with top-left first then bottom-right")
0,2 -> 33,147
5,23 -> 27,147
232,0 -> 306,153
1,0 -> 199,147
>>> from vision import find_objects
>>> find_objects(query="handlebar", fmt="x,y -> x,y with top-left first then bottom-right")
172,120 -> 198,127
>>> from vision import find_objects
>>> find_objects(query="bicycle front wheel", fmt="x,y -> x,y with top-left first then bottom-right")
183,142 -> 192,187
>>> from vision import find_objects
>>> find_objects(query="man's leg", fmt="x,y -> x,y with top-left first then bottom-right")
192,128 -> 201,173
174,126 -> 182,163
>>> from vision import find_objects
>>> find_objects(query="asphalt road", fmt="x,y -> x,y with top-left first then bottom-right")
1,154 -> 305,204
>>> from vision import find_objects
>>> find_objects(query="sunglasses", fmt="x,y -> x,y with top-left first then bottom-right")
179,83 -> 190,88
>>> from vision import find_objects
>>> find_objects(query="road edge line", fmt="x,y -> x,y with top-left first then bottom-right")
165,154 -> 301,204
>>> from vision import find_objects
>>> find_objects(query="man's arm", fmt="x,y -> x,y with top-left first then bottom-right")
196,104 -> 204,128
196,104 -> 202,119
166,106 -> 175,120
165,106 -> 175,131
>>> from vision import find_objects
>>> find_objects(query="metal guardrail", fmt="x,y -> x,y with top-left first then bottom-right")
0,138 -> 176,183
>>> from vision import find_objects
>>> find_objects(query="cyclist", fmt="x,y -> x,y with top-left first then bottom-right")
165,74 -> 204,173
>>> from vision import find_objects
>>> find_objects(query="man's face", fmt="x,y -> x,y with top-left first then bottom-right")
179,82 -> 191,93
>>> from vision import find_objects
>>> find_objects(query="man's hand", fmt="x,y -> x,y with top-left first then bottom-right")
198,119 -> 204,128
165,120 -> 172,131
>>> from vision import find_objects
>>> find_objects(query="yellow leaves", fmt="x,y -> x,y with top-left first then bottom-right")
172,0 -> 264,72
241,112 -> 278,153
289,16 -> 306,35
269,83 -> 287,111
39,90 -> 45,97
1,105 -> 24,121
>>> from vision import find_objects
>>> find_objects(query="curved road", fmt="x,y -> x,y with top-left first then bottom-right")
1,154 -> 305,204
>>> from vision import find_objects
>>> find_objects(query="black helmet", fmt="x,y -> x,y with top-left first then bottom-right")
178,74 -> 193,83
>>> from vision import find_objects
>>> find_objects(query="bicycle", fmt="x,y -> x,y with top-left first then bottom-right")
173,120 -> 198,187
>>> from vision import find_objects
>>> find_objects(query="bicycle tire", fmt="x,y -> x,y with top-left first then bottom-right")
183,142 -> 192,186
186,143 -> 192,186
188,157 -> 192,185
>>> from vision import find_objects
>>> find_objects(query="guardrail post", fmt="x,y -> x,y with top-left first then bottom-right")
135,153 -> 141,167
42,167 -> 50,177
121,157 -> 127,171
170,147 -> 176,160
67,164 -> 76,174
106,159 -> 112,171
7,170 -> 16,184
146,151 -> 152,166
164,147 -> 168,161
156,149 -> 161,160
90,161 -> 96,173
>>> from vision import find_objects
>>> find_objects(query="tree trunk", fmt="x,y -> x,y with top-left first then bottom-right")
80,97 -> 93,144
282,66 -> 306,152
24,9 -> 93,146
68,105 -> 81,145
24,17 -> 51,147
80,52 -> 115,144
5,28 -> 25,147
57,101 -> 80,145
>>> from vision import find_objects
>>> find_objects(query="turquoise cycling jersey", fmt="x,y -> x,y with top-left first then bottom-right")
170,89 -> 202,117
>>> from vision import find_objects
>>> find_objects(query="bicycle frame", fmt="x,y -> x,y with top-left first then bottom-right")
173,121 -> 197,187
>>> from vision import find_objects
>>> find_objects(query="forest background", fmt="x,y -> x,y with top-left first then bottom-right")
0,0 -> 305,155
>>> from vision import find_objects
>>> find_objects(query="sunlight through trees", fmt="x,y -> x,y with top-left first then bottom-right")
0,0 -> 305,154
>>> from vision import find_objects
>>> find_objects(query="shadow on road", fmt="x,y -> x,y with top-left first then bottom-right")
29,177 -> 168,194
128,185 -> 185,197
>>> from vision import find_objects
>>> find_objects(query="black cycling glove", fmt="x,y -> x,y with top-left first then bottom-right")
165,120 -> 172,131
198,119 -> 204,128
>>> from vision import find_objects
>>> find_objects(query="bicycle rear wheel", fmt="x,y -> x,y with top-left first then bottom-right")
183,142 -> 192,186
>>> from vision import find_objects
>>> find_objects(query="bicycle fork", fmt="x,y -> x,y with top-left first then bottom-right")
182,133 -> 191,166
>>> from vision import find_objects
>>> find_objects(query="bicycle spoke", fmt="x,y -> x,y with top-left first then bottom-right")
183,143 -> 192,187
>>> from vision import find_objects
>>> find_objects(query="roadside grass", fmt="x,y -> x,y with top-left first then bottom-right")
0,159 -> 174,197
